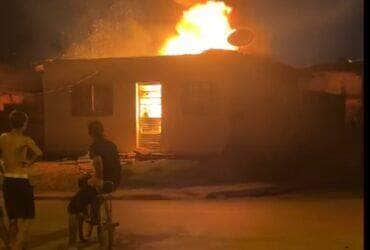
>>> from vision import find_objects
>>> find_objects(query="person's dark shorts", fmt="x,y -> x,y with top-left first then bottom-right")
67,185 -> 98,215
2,177 -> 35,220
67,177 -> 118,216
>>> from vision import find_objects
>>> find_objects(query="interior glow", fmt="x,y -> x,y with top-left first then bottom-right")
138,84 -> 162,118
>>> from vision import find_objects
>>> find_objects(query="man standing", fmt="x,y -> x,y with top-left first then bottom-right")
0,110 -> 43,250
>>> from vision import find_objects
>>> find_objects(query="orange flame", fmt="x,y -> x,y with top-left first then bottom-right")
160,1 -> 237,55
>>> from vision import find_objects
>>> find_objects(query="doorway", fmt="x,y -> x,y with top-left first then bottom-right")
135,82 -> 162,150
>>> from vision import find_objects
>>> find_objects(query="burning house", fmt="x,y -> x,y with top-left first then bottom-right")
40,50 -> 345,158
38,0 -> 347,159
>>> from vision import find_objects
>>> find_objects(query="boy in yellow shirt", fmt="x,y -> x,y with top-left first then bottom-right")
0,110 -> 43,250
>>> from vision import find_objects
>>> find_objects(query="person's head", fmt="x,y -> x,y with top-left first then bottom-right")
88,120 -> 104,140
9,110 -> 28,131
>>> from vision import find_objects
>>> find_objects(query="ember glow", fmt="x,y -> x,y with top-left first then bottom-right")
160,1 -> 237,55
138,84 -> 162,118
0,93 -> 23,111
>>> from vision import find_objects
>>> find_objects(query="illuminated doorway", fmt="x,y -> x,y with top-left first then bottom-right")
136,83 -> 162,150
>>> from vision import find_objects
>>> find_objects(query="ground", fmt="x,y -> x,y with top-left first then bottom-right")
29,153 -> 362,193
6,191 -> 362,250
0,155 -> 362,249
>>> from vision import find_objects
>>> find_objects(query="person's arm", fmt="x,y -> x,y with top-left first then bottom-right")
24,137 -> 43,167
87,151 -> 104,187
92,155 -> 103,180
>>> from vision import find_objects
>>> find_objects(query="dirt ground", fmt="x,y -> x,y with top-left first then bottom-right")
27,153 -> 362,193
2,192 -> 362,250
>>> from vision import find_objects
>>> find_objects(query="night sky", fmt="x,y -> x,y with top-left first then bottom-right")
0,0 -> 363,66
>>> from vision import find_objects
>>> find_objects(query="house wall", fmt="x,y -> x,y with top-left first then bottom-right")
299,91 -> 346,148
224,58 -> 302,152
43,59 -> 136,155
42,53 -> 303,156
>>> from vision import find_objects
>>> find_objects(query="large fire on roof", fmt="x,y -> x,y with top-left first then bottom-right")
159,1 -> 238,55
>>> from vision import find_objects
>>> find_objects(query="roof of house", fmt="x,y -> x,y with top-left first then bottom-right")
43,50 -> 296,72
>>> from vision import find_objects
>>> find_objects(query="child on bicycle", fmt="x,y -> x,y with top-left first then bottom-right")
67,120 -> 122,246
0,110 -> 43,250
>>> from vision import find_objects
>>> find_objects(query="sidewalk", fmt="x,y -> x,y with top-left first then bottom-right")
34,182 -> 296,201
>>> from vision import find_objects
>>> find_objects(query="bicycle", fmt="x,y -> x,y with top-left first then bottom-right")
69,159 -> 120,250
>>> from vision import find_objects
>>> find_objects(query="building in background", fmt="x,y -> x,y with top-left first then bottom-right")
41,51 -> 346,159
300,60 -> 363,139
0,63 -> 44,148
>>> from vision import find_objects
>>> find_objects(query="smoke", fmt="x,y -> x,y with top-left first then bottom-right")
229,0 -> 363,65
64,0 -> 361,64
5,0 -> 363,65
63,0 -> 180,59
63,0 -> 271,59
64,2 -> 149,58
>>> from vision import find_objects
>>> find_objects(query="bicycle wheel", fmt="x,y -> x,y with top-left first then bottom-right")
78,205 -> 94,242
97,199 -> 115,250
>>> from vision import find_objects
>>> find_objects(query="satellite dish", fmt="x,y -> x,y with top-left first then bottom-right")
228,28 -> 254,47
